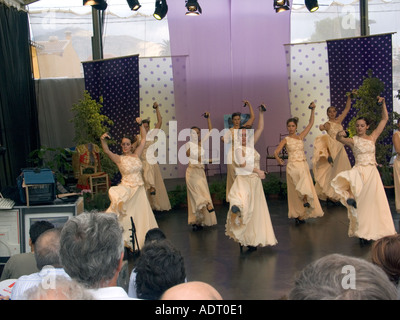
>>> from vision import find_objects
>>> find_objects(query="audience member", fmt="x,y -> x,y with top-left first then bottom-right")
370,234 -> 400,297
23,275 -> 94,300
11,228 -> 70,300
59,211 -> 137,300
161,281 -> 223,300
133,239 -> 186,300
0,220 -> 54,281
128,227 -> 167,298
288,253 -> 398,300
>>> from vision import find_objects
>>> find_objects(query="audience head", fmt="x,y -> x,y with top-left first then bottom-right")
135,239 -> 186,300
288,253 -> 398,300
59,212 -> 124,289
34,228 -> 62,270
144,228 -> 166,244
161,281 -> 223,300
371,234 -> 400,286
24,276 -> 94,300
29,220 -> 55,247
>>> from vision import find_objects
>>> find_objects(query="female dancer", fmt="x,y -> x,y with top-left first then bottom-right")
225,105 -> 278,251
274,102 -> 324,225
312,91 -> 355,202
332,97 -> 397,245
101,118 -> 158,250
185,112 -> 217,231
135,102 -> 171,212
393,119 -> 400,213
222,100 -> 255,202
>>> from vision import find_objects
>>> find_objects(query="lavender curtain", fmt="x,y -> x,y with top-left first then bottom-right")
168,0 -> 291,177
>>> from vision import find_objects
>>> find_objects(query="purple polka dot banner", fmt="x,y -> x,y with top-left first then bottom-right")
286,34 -> 393,167
82,55 -> 140,144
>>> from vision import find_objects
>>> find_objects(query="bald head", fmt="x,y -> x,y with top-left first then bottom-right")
161,281 -> 223,300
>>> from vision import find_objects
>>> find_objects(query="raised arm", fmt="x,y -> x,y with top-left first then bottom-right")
134,118 -> 147,157
370,97 -> 388,141
336,130 -> 354,148
200,112 -> 213,145
298,102 -> 315,140
242,100 -> 255,128
153,102 -> 162,130
100,133 -> 120,164
253,104 -> 265,144
337,89 -> 356,124
393,125 -> 400,155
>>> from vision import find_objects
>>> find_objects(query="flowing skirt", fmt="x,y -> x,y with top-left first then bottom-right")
142,161 -> 171,211
186,165 -> 217,226
226,174 -> 278,247
331,164 -> 396,240
106,183 -> 158,250
286,161 -> 324,219
312,134 -> 351,201
142,160 -> 171,211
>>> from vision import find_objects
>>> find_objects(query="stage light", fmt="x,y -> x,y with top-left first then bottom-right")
153,0 -> 168,20
83,0 -> 100,5
305,0 -> 319,12
92,0 -> 107,10
274,0 -> 290,13
127,0 -> 141,11
185,0 -> 202,16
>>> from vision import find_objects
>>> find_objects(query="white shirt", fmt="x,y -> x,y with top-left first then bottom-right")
89,286 -> 140,300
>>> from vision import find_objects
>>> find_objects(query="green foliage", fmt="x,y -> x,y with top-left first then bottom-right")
28,146 -> 73,185
347,70 -> 400,167
263,174 -> 281,195
167,185 -> 187,208
71,91 -> 114,146
209,179 -> 226,201
71,90 -> 119,180
83,192 -> 110,211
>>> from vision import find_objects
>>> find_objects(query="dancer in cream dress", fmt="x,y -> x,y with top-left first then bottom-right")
274,102 -> 324,224
222,100 -> 255,202
393,119 -> 400,213
226,105 -> 277,251
185,112 -> 217,230
312,91 -> 354,202
135,102 -> 171,212
332,97 -> 397,245
101,118 -> 158,251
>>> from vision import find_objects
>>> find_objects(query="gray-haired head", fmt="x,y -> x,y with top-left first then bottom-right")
59,212 -> 124,289
288,253 -> 398,300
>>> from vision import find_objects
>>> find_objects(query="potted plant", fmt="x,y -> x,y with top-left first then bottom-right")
262,174 -> 282,199
168,185 -> 187,209
346,70 -> 400,187
27,146 -> 73,187
70,90 -> 119,181
209,179 -> 226,205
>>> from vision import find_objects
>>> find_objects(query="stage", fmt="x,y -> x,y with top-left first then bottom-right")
127,189 -> 400,300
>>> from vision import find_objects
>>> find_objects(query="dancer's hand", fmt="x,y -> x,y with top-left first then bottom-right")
136,117 -> 142,125
100,133 -> 110,140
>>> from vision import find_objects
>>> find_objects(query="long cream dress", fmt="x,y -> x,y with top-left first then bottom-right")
106,155 -> 158,249
225,128 -> 239,202
394,131 -> 400,213
312,121 -> 351,201
225,146 -> 278,247
331,136 -> 397,240
185,141 -> 217,227
285,136 -> 324,220
137,134 -> 171,212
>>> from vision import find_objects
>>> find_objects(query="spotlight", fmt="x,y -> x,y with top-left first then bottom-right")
305,0 -> 319,12
92,0 -> 107,10
185,0 -> 202,16
274,0 -> 290,13
83,0 -> 100,5
127,0 -> 141,11
154,0 -> 168,20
